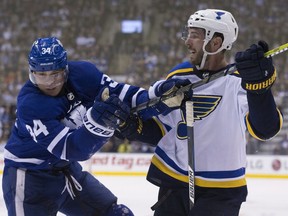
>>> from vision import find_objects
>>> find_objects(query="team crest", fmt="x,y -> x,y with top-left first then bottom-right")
67,92 -> 75,100
177,95 -> 222,139
193,95 -> 222,120
62,104 -> 86,129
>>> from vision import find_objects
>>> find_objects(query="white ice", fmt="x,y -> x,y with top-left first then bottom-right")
0,175 -> 287,216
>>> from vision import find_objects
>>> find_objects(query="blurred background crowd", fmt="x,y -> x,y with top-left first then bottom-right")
0,0 -> 287,154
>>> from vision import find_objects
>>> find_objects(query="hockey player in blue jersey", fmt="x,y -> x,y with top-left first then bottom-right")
1,37 -> 153,216
114,9 -> 283,216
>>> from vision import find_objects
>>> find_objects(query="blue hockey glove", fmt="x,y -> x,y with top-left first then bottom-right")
235,40 -> 276,94
139,78 -> 192,120
83,88 -> 130,137
91,88 -> 130,129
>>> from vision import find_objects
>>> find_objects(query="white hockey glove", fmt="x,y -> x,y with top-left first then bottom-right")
139,78 -> 191,120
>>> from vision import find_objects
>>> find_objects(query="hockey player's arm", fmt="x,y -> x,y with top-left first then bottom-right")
235,41 -> 283,140
114,115 -> 164,146
136,78 -> 191,120
67,88 -> 131,160
245,90 -> 282,140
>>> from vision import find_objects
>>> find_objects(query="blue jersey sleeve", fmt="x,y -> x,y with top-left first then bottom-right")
6,87 -> 110,168
68,61 -> 150,109
5,60 -> 151,170
246,90 -> 283,140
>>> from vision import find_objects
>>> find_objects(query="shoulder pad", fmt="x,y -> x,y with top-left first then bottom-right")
67,61 -> 102,100
166,61 -> 195,79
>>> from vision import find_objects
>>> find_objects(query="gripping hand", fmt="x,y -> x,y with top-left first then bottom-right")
83,88 -> 130,137
235,40 -> 276,94
154,78 -> 191,97
91,88 -> 130,129
139,78 -> 192,120
114,114 -> 143,140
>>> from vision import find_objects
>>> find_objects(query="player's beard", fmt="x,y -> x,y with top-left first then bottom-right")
190,49 -> 204,66
190,43 -> 213,69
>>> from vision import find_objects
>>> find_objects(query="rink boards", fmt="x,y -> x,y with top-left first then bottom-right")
0,153 -> 288,178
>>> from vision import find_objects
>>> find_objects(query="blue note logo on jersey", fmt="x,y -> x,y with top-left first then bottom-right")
193,95 -> 222,120
177,95 -> 222,139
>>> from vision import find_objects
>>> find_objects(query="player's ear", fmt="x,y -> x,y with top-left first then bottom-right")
211,36 -> 222,51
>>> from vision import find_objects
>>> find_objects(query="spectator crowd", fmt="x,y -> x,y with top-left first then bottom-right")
0,0 -> 288,154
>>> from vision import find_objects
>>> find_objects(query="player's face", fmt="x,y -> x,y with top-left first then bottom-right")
32,69 -> 66,96
184,28 -> 206,65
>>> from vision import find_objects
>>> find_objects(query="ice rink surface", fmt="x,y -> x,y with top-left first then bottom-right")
0,175 -> 287,216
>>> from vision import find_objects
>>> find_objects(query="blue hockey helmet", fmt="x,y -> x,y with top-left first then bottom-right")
28,37 -> 68,86
28,37 -> 67,72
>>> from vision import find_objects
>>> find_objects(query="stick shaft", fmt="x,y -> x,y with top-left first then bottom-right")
185,101 -> 195,209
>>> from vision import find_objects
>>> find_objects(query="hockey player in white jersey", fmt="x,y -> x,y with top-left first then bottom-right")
115,9 -> 283,216
1,37 -> 158,216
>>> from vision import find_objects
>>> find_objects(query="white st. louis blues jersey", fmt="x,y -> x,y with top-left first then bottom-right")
147,61 -> 282,189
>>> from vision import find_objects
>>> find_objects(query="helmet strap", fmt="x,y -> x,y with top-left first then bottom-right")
196,39 -> 224,70
196,52 -> 207,70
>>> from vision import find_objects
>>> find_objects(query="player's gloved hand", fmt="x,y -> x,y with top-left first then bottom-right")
114,114 -> 143,140
91,88 -> 130,129
83,88 -> 130,137
139,78 -> 192,120
154,78 -> 191,97
235,40 -> 276,94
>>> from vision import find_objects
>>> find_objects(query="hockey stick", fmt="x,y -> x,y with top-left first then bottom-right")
185,101 -> 195,209
185,42 -> 287,210
132,42 -> 288,113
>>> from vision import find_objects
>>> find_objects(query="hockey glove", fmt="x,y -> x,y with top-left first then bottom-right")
84,88 -> 130,137
139,78 -> 192,120
114,114 -> 143,140
235,40 -> 276,94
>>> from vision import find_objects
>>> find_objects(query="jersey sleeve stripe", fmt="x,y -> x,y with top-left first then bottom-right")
118,84 -> 130,101
47,127 -> 70,153
166,68 -> 194,79
246,108 -> 283,141
132,88 -> 145,108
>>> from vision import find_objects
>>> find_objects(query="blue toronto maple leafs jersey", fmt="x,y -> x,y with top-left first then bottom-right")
4,61 -> 148,170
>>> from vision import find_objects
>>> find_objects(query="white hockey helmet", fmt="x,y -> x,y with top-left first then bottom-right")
185,9 -> 238,69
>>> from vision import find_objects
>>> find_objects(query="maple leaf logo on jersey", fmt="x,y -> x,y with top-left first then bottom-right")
193,95 -> 222,120
62,103 -> 86,129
